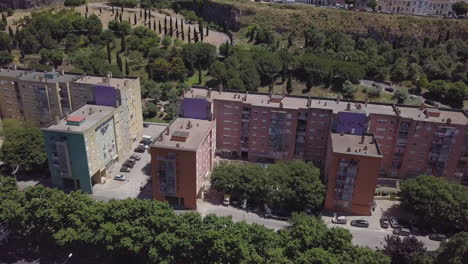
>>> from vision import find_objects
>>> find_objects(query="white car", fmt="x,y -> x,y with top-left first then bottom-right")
139,143 -> 150,149
332,216 -> 347,224
114,174 -> 126,181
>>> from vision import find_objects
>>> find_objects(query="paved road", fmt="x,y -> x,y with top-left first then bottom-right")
196,200 -> 441,250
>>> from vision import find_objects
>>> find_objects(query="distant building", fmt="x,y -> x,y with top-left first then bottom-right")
150,118 -> 216,209
377,0 -> 465,16
324,133 -> 382,215
42,105 -> 118,193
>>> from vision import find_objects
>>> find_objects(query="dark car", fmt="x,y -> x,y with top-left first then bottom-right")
130,154 -> 141,161
393,228 -> 411,236
125,159 -> 136,165
123,161 -> 135,168
429,234 -> 447,242
134,146 -> 146,153
143,123 -> 149,128
350,220 -> 369,228
120,166 -> 131,173
380,217 -> 390,229
389,217 -> 399,228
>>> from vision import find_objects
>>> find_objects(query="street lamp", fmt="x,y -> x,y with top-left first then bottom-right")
11,165 -> 19,183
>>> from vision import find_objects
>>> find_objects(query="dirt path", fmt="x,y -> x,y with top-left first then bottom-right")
81,2 -> 230,47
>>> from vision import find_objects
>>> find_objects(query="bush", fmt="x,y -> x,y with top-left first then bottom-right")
366,86 -> 381,98
110,0 -> 137,8
64,0 -> 86,7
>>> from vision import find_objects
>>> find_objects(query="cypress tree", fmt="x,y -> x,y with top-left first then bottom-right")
199,21 -> 203,42
158,20 -> 162,34
181,25 -> 185,41
164,17 -> 167,35
140,9 -> 142,19
119,13 -> 122,22
116,53 -> 122,72
121,35 -> 126,52
134,13 -> 137,25
86,4 -> 88,13
107,43 -> 112,64
206,26 -> 209,37
128,16 -> 130,24
99,7 -> 102,15
286,73 -> 292,94
85,13 -> 88,19
144,9 -> 147,21
175,19 -> 178,31
8,26 -> 14,38
194,29 -> 199,42
112,6 -> 114,14
169,16 -> 173,37
125,59 -> 129,76
121,6 -> 123,13
149,9 -> 152,18
148,19 -> 152,29
188,27 -> 191,43
181,20 -> 184,34
153,19 -> 156,31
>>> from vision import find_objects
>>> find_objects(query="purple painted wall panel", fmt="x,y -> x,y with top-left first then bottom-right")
182,98 -> 208,120
336,111 -> 367,135
94,85 -> 117,107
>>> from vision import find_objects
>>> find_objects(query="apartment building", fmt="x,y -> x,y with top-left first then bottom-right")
150,118 -> 216,209
182,88 -> 468,185
0,68 -> 25,120
43,105 -> 117,193
324,133 -> 382,215
377,0 -> 462,16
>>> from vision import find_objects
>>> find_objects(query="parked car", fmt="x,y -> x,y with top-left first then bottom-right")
380,217 -> 390,229
350,220 -> 369,228
223,194 -> 230,206
264,207 -> 272,218
429,234 -> 447,242
125,159 -> 136,165
123,161 -> 135,168
130,154 -> 141,161
143,123 -> 149,128
332,216 -> 347,224
114,174 -> 126,181
139,143 -> 150,149
134,146 -> 146,153
120,166 -> 131,173
389,217 -> 399,228
410,223 -> 424,235
393,228 -> 411,236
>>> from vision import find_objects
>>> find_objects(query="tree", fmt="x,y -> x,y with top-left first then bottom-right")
0,120 -> 47,172
452,1 -> 468,16
125,59 -> 129,75
392,89 -> 408,104
134,13 -> 137,25
286,73 -> 293,94
399,175 -> 468,233
226,78 -> 245,91
0,32 -> 11,51
120,34 -> 126,52
150,58 -> 171,82
116,52 -> 123,72
436,232 -> 468,264
199,21 -> 203,42
254,49 -> 282,91
0,50 -> 12,65
390,58 -> 408,83
382,235 -> 427,264
182,42 -> 217,83
142,101 -> 158,118
341,81 -> 357,99
170,16 -> 173,37
107,43 -> 112,64
367,0 -> 377,11
48,49 -> 64,68
161,36 -> 172,48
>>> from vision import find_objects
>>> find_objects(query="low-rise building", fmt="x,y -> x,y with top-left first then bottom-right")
150,118 -> 216,210
324,133 -> 382,215
42,105 -> 117,193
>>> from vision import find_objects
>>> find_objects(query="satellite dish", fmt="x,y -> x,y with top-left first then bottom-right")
12,166 -> 19,175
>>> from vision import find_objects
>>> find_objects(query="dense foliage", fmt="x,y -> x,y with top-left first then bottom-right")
381,235 -> 428,264
210,161 -> 325,214
0,119 -> 47,172
64,0 -> 86,7
0,176 -> 389,264
399,175 -> 468,233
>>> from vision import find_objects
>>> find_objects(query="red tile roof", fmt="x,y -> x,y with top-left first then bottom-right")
67,116 -> 86,123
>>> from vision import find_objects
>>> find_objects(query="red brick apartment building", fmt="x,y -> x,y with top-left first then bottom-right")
150,118 -> 216,210
324,134 -> 382,215
154,88 -> 468,214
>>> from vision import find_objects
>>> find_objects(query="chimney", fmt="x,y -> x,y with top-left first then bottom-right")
307,96 -> 311,107
88,107 -> 93,115
159,134 -> 163,141
186,120 -> 192,129
419,103 -> 425,110
347,147 -> 351,152
360,135 -> 365,144
166,127 -> 170,135
356,104 -> 362,110
208,88 -> 212,98
280,102 -> 283,108
336,95 -> 340,104
60,69 -> 64,75
13,64 -> 17,70
363,145 -> 368,151
55,115 -> 60,125
244,91 -> 248,101
365,98 -> 368,107
324,102 -> 327,106
346,103 -> 351,111
446,118 -> 452,125
219,85 -> 223,94
176,143 -> 180,148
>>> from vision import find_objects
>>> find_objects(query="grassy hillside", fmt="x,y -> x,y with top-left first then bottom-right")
213,0 -> 468,41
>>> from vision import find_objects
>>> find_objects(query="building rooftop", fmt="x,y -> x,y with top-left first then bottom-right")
0,68 -> 29,78
74,75 -> 136,89
330,133 -> 382,158
185,88 -> 468,125
18,71 -> 79,83
153,118 -> 214,151
43,104 -> 115,133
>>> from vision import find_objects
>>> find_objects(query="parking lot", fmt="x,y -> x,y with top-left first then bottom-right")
91,123 -> 167,201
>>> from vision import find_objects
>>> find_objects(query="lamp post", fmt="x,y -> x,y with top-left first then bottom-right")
62,253 -> 73,264
12,165 -> 19,183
